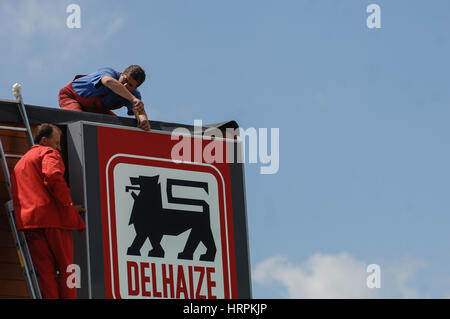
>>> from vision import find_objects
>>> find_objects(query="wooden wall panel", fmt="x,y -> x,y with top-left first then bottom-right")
0,122 -> 31,299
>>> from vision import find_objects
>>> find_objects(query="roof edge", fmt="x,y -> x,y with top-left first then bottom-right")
0,99 -> 239,134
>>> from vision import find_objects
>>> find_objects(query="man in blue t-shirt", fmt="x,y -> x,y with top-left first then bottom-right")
59,65 -> 150,131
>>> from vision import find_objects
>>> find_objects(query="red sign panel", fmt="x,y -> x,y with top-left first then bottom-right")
96,126 -> 238,299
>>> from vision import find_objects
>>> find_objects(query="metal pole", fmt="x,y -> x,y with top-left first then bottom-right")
12,83 -> 34,146
4,83 -> 43,298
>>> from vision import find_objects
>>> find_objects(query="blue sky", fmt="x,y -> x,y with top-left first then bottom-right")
2,0 -> 450,298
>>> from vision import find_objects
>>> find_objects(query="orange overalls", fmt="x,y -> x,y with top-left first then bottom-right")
58,75 -> 117,115
11,145 -> 86,299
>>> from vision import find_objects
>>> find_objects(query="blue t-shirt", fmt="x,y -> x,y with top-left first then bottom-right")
72,67 -> 141,115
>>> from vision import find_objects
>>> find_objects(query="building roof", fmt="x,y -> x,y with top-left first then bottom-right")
0,99 -> 239,134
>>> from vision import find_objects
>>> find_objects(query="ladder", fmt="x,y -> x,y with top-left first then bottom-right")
0,84 -> 42,299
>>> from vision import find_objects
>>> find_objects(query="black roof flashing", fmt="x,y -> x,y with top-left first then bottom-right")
0,99 -> 239,134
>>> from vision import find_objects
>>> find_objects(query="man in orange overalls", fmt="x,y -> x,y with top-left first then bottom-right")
11,124 -> 86,299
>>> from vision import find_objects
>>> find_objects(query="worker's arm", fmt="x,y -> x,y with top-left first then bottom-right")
101,76 -> 150,131
42,150 -> 85,212
135,111 -> 151,131
101,76 -> 143,110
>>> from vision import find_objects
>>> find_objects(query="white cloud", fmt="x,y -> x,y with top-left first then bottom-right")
252,252 -> 425,299
0,0 -> 63,45
0,0 -> 125,71
105,16 -> 125,38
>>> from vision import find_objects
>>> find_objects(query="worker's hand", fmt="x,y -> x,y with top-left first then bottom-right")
74,204 -> 87,214
132,98 -> 145,115
138,119 -> 151,131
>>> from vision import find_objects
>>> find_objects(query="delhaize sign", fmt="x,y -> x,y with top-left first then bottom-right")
67,122 -> 251,299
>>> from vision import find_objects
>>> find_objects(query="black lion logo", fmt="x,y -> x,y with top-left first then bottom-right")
125,175 -> 216,262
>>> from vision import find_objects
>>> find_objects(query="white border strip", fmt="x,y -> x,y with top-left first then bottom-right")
105,153 -> 231,299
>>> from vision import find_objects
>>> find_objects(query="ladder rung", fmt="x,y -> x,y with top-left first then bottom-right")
5,154 -> 23,159
0,126 -> 27,132
0,89 -> 42,299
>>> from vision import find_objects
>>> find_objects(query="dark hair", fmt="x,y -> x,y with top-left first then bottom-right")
33,124 -> 61,145
123,65 -> 146,86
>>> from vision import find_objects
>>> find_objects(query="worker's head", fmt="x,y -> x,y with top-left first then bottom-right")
33,124 -> 62,152
119,65 -> 146,92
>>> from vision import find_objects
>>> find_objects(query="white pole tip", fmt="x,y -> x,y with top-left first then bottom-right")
12,83 -> 22,99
